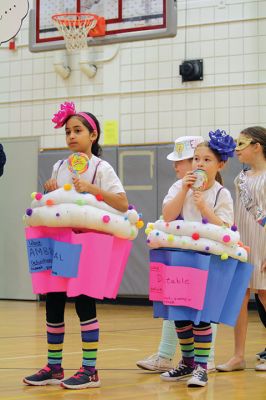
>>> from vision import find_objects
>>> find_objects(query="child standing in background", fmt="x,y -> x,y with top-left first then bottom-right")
136,136 -> 217,374
23,102 -> 128,390
217,126 -> 266,372
160,130 -> 236,387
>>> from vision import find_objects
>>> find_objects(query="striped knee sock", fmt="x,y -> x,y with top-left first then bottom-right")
193,323 -> 212,369
175,323 -> 194,368
81,318 -> 99,372
47,322 -> 65,369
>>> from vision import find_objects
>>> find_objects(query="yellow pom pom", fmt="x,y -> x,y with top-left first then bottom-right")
136,220 -> 144,229
31,192 -> 37,199
147,223 -> 154,230
145,228 -> 152,235
221,253 -> 228,260
167,234 -> 174,242
64,183 -> 72,191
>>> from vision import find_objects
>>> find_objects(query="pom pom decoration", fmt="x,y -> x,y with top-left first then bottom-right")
64,183 -> 72,191
208,129 -> 236,161
202,218 -> 208,224
222,234 -> 231,243
26,208 -> 33,216
231,224 -> 238,232
102,215 -> 110,223
192,232 -> 200,240
46,199 -> 54,206
52,101 -> 76,129
35,193 -> 43,201
31,192 -> 37,199
221,253 -> 229,260
95,193 -> 104,201
136,220 -> 144,229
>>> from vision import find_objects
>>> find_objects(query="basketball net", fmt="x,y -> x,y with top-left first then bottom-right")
52,13 -> 98,52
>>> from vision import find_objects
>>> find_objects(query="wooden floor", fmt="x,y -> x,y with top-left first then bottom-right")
0,301 -> 265,400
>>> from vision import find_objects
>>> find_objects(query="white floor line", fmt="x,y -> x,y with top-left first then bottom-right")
0,348 -> 139,361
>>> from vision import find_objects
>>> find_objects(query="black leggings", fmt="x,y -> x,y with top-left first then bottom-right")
255,294 -> 266,328
175,320 -> 210,329
46,292 -> 96,324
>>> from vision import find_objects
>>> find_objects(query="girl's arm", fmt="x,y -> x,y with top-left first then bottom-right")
72,177 -> 129,212
163,172 -> 196,222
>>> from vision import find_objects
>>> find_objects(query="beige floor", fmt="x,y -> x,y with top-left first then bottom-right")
0,300 -> 265,400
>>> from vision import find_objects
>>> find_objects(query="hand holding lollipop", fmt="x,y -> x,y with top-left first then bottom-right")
67,152 -> 89,177
191,169 -> 208,191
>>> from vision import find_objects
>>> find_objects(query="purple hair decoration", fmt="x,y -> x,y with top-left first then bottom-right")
52,101 -> 76,129
208,129 -> 236,161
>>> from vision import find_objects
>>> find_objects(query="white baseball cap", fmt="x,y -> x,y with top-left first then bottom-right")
167,136 -> 204,161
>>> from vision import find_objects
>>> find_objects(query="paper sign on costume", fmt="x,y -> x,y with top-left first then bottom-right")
149,262 -> 208,310
26,237 -> 81,278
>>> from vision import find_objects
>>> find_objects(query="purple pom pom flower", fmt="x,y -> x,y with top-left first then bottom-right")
208,129 -> 236,161
52,101 -> 76,129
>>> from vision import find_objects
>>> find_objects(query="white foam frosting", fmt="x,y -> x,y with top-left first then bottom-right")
146,219 -> 248,262
25,187 -> 142,240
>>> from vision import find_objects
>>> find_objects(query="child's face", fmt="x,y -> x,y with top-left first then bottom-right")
235,135 -> 258,164
65,117 -> 97,155
192,146 -> 224,183
173,158 -> 193,179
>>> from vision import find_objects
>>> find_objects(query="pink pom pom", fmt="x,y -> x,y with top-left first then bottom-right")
35,192 -> 43,201
223,234 -> 231,243
102,215 -> 110,223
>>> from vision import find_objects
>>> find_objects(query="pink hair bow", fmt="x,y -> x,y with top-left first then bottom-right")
52,101 -> 76,128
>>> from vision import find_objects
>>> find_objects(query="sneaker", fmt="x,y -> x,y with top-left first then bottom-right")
23,365 -> 64,386
256,348 -> 266,360
160,362 -> 194,382
207,360 -> 216,373
61,368 -> 101,390
255,362 -> 266,371
136,354 -> 173,372
187,365 -> 208,387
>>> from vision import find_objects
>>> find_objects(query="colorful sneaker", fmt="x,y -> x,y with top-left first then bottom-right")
207,360 -> 216,373
160,362 -> 194,382
61,368 -> 101,390
136,354 -> 173,372
256,348 -> 266,360
187,365 -> 208,387
23,366 -> 64,386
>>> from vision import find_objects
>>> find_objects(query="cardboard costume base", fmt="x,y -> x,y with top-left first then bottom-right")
25,227 -> 132,299
150,249 -> 253,326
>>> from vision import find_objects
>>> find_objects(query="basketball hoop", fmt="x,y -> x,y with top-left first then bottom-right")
52,13 -> 100,52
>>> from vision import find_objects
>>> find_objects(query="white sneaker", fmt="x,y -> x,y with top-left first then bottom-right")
187,365 -> 208,387
255,362 -> 266,371
207,360 -> 216,373
136,354 -> 173,372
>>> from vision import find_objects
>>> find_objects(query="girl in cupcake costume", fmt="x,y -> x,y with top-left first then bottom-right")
23,102 -> 129,389
160,130 -> 236,387
217,126 -> 266,372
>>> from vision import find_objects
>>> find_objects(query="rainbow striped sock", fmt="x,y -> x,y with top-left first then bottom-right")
175,322 -> 194,368
81,318 -> 99,372
46,321 -> 65,369
193,324 -> 212,369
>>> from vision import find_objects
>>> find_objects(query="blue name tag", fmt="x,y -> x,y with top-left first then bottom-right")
27,238 -> 81,278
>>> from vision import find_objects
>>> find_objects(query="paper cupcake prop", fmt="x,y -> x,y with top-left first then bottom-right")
24,186 -> 143,299
146,219 -> 253,326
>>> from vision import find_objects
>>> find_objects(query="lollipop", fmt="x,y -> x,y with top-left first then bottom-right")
67,152 -> 89,176
191,169 -> 208,191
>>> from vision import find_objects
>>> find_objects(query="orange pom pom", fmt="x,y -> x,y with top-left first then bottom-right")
46,199 -> 54,206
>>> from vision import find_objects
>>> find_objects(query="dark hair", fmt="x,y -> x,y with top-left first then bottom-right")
195,141 -> 224,184
240,126 -> 266,159
66,112 -> 103,157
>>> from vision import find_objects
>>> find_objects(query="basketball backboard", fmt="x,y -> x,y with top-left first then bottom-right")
29,0 -> 177,52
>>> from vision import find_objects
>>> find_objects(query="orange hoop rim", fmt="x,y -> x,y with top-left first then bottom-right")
52,12 -> 98,27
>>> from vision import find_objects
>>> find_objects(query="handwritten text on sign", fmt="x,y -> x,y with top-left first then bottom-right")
149,262 -> 208,310
26,238 -> 81,278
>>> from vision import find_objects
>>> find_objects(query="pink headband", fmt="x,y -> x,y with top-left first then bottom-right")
52,101 -> 97,132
